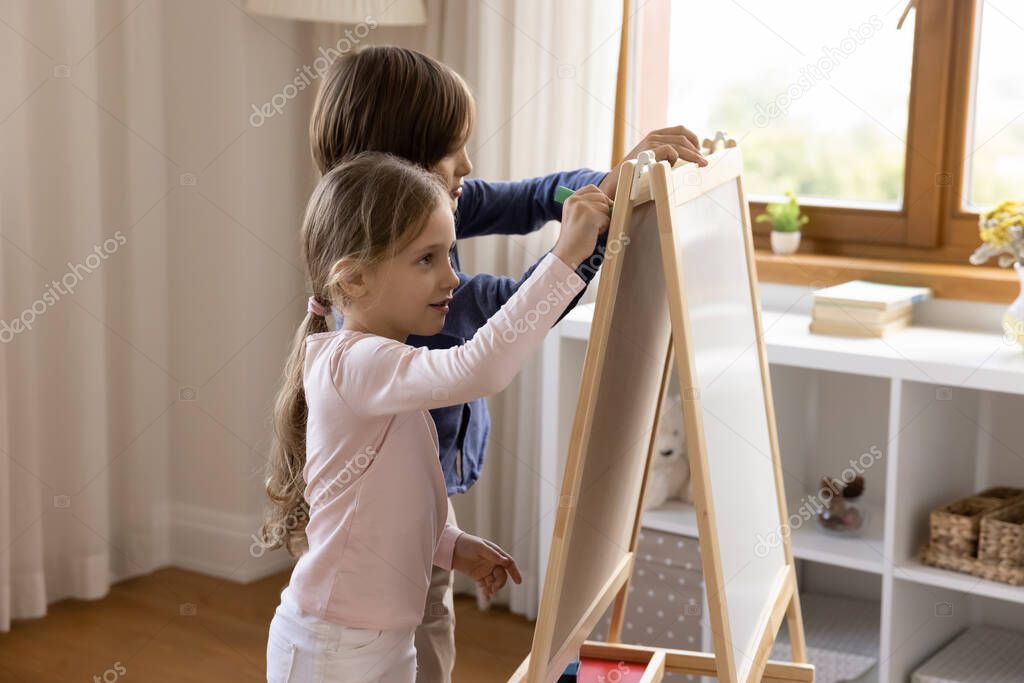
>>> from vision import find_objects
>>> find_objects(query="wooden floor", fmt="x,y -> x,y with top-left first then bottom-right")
0,567 -> 535,682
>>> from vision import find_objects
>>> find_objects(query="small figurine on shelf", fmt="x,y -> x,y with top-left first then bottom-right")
817,475 -> 867,536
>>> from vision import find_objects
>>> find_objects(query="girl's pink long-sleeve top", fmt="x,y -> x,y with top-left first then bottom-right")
289,252 -> 586,630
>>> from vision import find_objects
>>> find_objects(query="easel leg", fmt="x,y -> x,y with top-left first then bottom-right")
606,581 -> 629,642
785,589 -> 808,662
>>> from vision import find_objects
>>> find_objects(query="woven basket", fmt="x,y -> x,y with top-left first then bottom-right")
929,495 -> 1009,555
978,499 -> 1024,565
922,544 -> 1024,586
975,486 -> 1024,502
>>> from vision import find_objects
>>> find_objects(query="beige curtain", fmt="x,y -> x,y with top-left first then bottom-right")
442,0 -> 625,620
0,1 -> 316,630
0,0 -> 629,631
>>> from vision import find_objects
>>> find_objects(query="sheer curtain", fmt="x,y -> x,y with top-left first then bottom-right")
440,0 -> 624,620
0,0 -> 627,633
0,1 -> 314,630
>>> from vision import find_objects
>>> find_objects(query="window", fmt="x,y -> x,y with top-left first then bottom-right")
638,0 -> 1015,279
666,1 -> 915,208
964,1 -> 1024,211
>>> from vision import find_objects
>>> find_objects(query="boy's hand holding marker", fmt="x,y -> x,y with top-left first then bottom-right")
598,124 -> 708,200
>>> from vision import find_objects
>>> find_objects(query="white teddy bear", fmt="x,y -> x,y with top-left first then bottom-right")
641,392 -> 691,510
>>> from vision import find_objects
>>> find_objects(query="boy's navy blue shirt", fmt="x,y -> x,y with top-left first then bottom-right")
333,168 -> 608,494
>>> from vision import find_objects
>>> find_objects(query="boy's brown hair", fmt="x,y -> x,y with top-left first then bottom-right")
310,46 -> 475,174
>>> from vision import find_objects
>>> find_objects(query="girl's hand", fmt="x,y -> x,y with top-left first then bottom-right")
451,533 -> 523,600
599,125 -> 708,200
552,185 -> 613,269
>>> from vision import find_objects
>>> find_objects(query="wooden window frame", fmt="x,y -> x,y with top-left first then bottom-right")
637,0 -> 1018,302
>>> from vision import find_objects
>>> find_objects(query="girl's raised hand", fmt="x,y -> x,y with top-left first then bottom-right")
451,533 -> 523,599
552,185 -> 613,270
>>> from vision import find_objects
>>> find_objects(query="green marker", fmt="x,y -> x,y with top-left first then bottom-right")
554,185 -> 575,204
554,185 -> 613,215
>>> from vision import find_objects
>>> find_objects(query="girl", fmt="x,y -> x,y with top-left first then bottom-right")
263,152 -> 611,682
307,46 -> 704,681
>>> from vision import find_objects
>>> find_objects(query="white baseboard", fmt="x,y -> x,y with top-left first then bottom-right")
170,502 -> 294,583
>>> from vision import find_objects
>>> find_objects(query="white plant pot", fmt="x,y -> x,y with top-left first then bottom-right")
1003,262 -> 1024,350
770,230 -> 801,255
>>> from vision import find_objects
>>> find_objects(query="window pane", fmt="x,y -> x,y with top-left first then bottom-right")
965,1 -> 1024,211
666,1 -> 914,207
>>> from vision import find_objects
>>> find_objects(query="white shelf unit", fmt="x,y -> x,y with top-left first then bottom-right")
644,499 -> 887,577
537,301 -> 1024,683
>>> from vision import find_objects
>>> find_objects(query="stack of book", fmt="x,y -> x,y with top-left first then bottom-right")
810,280 -> 932,337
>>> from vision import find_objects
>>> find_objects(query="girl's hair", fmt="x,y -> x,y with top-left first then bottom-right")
261,152 -> 448,556
310,45 -> 475,174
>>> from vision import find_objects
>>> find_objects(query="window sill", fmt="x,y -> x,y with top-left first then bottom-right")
754,251 -> 1019,304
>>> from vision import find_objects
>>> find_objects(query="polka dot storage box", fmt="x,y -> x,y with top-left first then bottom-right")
591,527 -> 705,681
911,625 -> 1024,683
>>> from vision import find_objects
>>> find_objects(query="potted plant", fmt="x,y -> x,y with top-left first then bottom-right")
756,191 -> 808,255
969,200 -> 1024,348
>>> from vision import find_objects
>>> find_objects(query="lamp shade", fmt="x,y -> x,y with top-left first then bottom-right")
243,0 -> 426,25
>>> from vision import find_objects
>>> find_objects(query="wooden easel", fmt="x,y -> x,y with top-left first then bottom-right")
510,135 -> 813,683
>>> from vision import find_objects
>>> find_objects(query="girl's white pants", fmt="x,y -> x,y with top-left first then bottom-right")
267,585 -> 416,683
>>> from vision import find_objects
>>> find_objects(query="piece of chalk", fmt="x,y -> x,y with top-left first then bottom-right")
554,185 -> 612,215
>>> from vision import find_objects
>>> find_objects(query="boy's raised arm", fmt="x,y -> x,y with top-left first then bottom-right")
455,169 -> 607,240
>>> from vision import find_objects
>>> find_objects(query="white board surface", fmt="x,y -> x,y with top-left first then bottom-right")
666,174 -> 788,681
